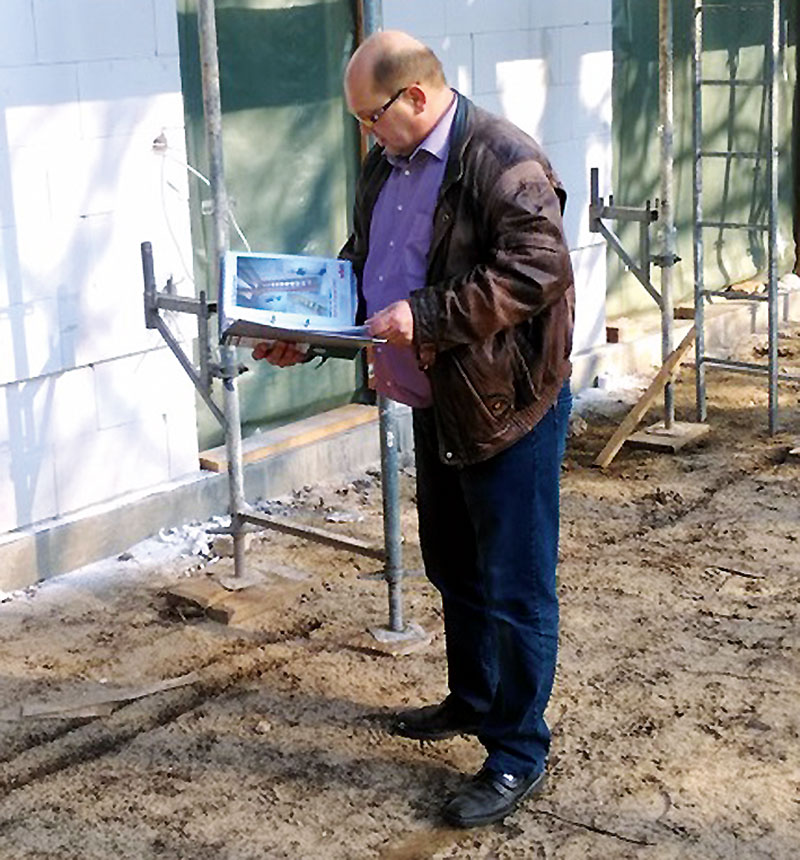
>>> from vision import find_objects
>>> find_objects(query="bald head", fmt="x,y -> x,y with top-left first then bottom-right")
346,30 -> 447,95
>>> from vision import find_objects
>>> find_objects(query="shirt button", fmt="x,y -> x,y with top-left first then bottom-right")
397,204 -> 403,211
378,275 -> 384,282
404,169 -> 410,176
389,240 -> 394,248
445,452 -> 453,460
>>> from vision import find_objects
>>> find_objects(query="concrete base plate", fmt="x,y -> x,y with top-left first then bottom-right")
347,621 -> 433,657
625,421 -> 711,454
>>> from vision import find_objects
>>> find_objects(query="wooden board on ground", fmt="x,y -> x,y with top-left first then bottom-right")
625,420 -> 711,454
199,403 -> 377,472
594,326 -> 698,469
165,575 -> 304,626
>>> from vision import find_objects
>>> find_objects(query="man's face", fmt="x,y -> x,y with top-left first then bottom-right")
345,73 -> 420,157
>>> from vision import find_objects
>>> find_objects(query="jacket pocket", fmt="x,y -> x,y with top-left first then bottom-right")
451,349 -> 514,425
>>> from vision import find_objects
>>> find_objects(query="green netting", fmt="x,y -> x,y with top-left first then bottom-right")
177,0 -> 363,449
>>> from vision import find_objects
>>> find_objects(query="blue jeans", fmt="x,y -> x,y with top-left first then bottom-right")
413,383 -> 571,776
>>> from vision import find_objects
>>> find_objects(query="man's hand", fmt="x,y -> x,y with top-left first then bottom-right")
251,340 -> 310,367
367,300 -> 414,346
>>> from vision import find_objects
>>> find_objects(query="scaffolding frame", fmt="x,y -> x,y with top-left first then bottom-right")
144,0 -> 409,633
692,0 -> 798,432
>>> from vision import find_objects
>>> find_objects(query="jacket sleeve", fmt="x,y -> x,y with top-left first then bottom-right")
338,232 -> 367,326
409,159 -> 572,366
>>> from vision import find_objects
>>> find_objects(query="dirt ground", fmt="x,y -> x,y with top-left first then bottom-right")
1,327 -> 799,860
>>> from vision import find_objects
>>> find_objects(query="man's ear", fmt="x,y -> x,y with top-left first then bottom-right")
406,84 -> 427,114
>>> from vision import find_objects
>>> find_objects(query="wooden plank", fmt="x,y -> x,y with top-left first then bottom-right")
625,420 -> 710,453
164,573 -> 308,626
165,577 -> 230,610
199,404 -> 377,472
205,586 -> 289,625
594,326 -> 698,469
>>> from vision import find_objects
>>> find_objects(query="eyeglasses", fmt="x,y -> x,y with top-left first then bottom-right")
356,88 -> 407,129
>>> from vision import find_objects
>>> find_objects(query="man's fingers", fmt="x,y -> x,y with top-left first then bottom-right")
251,340 -> 308,366
251,340 -> 274,361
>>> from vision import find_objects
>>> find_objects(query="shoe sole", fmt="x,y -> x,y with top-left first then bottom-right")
443,771 -> 548,828
394,724 -> 481,741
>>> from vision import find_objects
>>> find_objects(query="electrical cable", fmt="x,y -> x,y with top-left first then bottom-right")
155,140 -> 252,252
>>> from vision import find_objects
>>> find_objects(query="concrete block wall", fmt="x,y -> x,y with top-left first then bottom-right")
381,0 -> 613,359
0,1 -> 197,535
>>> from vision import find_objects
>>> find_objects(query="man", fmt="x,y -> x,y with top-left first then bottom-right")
255,31 -> 574,828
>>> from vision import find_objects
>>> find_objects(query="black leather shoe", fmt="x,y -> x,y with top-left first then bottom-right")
442,766 -> 547,827
393,697 -> 483,740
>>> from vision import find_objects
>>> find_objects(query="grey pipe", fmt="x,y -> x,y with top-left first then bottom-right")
378,395 -> 404,632
197,0 -> 247,575
360,0 -> 406,633
659,0 -> 676,429
767,0 -> 780,433
362,0 -> 383,36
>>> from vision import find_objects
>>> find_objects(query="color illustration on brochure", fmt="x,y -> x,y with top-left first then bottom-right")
219,251 -> 377,357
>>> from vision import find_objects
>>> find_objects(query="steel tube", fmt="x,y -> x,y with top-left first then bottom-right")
767,0 -> 780,433
597,222 -> 663,306
154,316 -> 227,427
703,357 -> 800,382
378,395 -> 404,632
240,513 -> 386,560
659,0 -> 676,429
197,0 -> 247,575
361,1 -> 406,633
693,0 -> 707,422
362,0 -> 383,36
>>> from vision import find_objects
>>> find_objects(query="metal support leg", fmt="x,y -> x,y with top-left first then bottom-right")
693,0 -> 707,423
659,0 -> 676,429
378,395 -> 404,633
767,0 -> 780,433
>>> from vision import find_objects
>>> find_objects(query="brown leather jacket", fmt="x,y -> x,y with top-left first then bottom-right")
341,93 -> 574,465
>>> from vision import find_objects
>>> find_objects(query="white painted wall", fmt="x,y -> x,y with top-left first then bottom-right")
0,1 -> 197,534
382,0 -> 613,359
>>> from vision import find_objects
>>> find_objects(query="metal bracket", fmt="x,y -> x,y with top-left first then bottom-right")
589,168 -> 663,308
141,241 -> 227,428
651,252 -> 682,268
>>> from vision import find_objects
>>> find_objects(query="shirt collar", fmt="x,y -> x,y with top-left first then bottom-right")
386,91 -> 457,168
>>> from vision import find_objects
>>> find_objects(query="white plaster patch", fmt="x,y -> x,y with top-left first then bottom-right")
0,443 -> 58,532
0,0 -> 37,68
445,0 -> 528,36
33,0 -> 156,64
570,244 -> 607,354
382,0 -> 447,37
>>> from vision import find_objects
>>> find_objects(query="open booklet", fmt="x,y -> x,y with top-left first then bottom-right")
219,251 -> 381,360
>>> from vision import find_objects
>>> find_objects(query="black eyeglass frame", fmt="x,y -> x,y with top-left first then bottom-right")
357,87 -> 408,129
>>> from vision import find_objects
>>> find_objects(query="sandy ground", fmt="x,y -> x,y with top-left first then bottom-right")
1,327 -> 799,859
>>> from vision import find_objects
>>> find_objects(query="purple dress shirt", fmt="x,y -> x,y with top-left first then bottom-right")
363,94 -> 457,407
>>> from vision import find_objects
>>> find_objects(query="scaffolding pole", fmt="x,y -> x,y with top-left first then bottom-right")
360,0 -> 408,635
658,0 -> 677,429
197,0 -> 248,577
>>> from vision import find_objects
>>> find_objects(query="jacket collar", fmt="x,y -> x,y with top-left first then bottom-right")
440,90 -> 473,197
